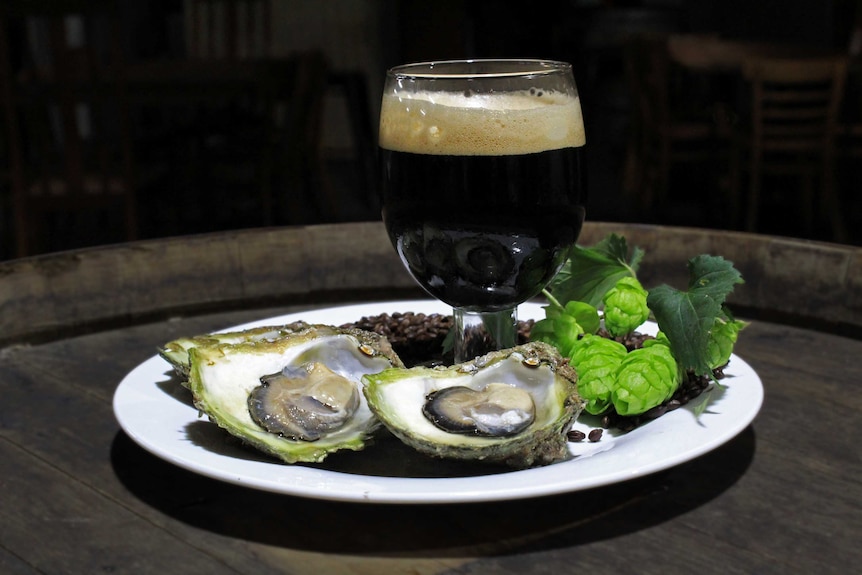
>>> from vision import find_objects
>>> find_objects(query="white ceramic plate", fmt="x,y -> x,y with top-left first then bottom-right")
113,300 -> 764,504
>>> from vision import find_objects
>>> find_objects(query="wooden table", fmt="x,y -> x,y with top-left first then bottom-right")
1,221 -> 860,574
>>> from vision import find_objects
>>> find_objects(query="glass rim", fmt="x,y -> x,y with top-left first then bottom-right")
387,59 -> 572,80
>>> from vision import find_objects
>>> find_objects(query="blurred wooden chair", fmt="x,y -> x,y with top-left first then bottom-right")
161,0 -> 334,227
732,56 -> 848,240
838,56 -> 862,158
187,0 -> 271,61
836,73 -> 862,240
165,0 -> 274,230
0,0 -> 137,257
623,35 -> 734,214
264,51 -> 330,225
837,121 -> 862,165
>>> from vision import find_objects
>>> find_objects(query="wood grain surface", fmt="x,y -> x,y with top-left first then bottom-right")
1,222 -> 860,574
2,222 -> 860,345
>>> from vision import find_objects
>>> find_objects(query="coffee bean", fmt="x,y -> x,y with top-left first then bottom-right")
567,429 -> 586,442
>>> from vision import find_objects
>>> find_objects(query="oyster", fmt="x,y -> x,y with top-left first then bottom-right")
249,362 -> 361,441
363,342 -> 583,468
186,324 -> 403,464
159,322 -> 311,383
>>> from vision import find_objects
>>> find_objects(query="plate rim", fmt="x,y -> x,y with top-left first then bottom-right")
112,299 -> 764,504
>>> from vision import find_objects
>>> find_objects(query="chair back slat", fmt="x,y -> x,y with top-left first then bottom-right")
187,0 -> 272,60
737,54 -> 848,237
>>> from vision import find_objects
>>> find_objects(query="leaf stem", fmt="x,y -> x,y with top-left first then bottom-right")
542,288 -> 564,311
621,261 -> 638,279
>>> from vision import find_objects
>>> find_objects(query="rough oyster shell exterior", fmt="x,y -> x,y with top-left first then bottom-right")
184,324 -> 403,464
363,342 -> 583,468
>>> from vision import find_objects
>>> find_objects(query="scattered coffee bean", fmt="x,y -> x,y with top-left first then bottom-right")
588,428 -> 603,442
567,429 -> 586,442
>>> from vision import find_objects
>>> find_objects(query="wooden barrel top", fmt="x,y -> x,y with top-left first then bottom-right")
1,221 -> 859,574
1,221 -> 861,344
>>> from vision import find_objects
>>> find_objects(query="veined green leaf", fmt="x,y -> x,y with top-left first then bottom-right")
546,233 -> 643,307
647,255 -> 744,377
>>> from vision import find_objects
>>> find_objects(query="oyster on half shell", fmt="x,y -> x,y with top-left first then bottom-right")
185,325 -> 403,464
363,342 -> 583,468
159,322 -> 311,383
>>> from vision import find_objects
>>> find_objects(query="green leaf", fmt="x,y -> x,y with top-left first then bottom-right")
546,234 -> 644,308
692,389 -> 713,418
687,255 -> 744,302
441,326 -> 455,354
646,255 -> 744,377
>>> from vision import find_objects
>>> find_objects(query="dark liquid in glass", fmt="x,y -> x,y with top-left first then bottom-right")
380,147 -> 586,311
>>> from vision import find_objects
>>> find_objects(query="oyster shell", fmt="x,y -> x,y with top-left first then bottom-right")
185,324 -> 403,464
363,342 -> 583,468
159,322 -> 311,383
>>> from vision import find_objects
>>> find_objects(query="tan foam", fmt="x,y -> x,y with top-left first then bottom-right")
379,89 -> 586,156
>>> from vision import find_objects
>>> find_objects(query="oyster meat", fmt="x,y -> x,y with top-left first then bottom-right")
363,342 -> 583,468
183,324 -> 403,464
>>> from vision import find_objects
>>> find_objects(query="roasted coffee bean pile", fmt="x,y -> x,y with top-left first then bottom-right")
345,311 -> 453,348
342,312 -> 533,367
342,312 -> 454,366
343,311 -> 715,433
596,327 -> 656,351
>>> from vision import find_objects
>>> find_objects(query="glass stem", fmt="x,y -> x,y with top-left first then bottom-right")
453,307 -> 518,363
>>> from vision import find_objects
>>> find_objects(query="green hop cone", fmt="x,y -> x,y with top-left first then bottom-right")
707,316 -> 746,370
531,301 -> 600,357
602,276 -> 650,338
569,334 -> 628,415
562,300 -> 601,335
611,337 -> 681,416
531,315 -> 582,356
645,330 -> 672,348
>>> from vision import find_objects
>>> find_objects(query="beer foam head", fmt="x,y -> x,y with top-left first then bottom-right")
379,89 -> 586,156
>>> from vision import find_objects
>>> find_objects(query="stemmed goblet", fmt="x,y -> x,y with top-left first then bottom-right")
378,59 -> 587,362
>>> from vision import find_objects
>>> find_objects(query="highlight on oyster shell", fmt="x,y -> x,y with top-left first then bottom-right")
362,342 -> 583,468
159,321 -> 312,382
177,324 -> 404,464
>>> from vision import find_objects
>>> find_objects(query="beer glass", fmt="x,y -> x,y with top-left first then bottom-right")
379,60 -> 586,362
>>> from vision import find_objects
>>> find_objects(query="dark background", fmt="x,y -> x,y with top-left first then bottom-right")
2,0 -> 859,258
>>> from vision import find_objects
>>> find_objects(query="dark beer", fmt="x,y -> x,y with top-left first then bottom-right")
381,148 -> 585,310
379,87 -> 586,311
